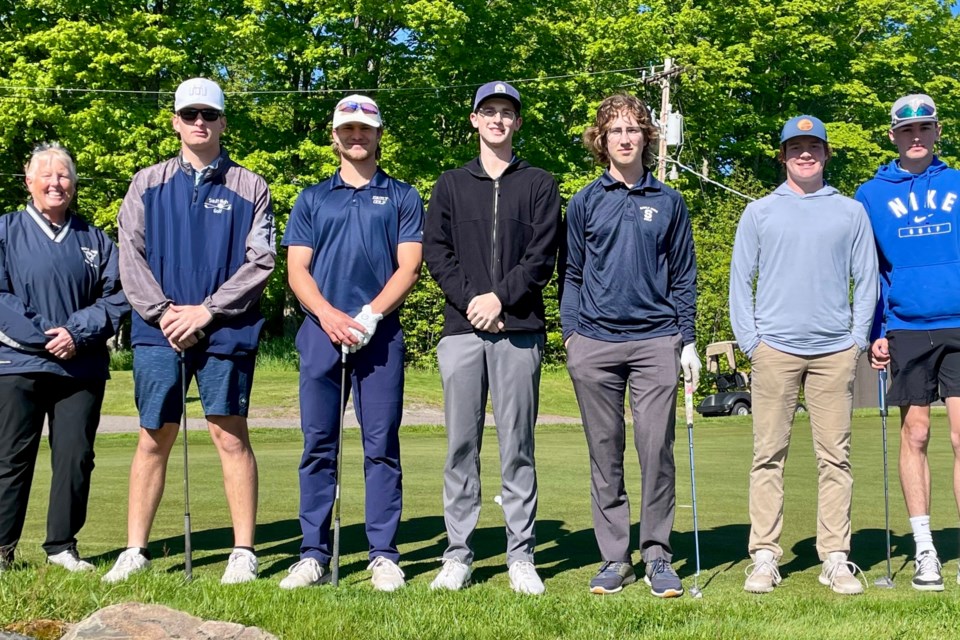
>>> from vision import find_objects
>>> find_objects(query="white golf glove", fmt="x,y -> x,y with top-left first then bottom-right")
680,342 -> 701,391
346,304 -> 383,353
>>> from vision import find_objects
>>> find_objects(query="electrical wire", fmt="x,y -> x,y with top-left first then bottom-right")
0,65 -> 670,98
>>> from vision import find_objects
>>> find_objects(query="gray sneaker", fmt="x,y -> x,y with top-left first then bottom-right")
644,558 -> 684,598
589,561 -> 636,594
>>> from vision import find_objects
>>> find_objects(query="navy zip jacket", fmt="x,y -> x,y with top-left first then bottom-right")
118,149 -> 276,356
0,205 -> 129,378
424,157 -> 561,336
560,169 -> 697,344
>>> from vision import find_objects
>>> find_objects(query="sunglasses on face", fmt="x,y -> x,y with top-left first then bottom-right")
177,108 -> 222,122
337,101 -> 380,115
894,103 -> 936,121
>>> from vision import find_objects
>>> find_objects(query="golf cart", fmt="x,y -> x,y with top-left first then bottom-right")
696,341 -> 806,417
696,341 -> 752,416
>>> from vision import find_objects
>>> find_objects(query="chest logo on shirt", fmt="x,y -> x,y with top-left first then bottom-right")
887,190 -> 957,218
372,195 -> 390,206
204,198 -> 233,214
80,247 -> 98,268
638,206 -> 658,222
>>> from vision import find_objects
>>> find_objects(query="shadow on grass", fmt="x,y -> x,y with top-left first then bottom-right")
782,527 -> 955,581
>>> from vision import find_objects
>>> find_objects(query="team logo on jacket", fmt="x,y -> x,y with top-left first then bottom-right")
204,198 -> 232,214
372,195 -> 390,205
80,247 -> 98,268
638,206 -> 658,222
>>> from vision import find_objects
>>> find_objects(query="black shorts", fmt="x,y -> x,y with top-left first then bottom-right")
887,328 -> 960,406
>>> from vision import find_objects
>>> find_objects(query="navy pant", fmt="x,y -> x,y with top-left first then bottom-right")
0,373 -> 105,559
295,315 -> 404,564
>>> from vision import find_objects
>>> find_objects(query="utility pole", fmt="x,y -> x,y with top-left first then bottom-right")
641,59 -> 685,182
657,58 -> 672,183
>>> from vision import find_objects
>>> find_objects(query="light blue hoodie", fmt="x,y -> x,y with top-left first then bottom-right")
730,182 -> 878,357
855,157 -> 960,338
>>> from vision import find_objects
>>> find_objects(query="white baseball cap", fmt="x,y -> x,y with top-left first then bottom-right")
174,78 -> 225,112
890,94 -> 937,130
332,94 -> 382,129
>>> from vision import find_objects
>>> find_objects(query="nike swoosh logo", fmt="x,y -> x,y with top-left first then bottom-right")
914,215 -> 930,223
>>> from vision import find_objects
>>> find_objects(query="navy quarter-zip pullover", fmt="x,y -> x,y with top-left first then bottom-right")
560,169 -> 696,344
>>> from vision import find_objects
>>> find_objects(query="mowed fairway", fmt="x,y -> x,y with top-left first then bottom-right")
5,410 -> 960,638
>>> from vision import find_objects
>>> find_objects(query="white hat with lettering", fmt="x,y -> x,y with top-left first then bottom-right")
174,78 -> 225,112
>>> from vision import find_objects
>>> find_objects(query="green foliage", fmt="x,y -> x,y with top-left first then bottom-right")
1,1 -> 958,368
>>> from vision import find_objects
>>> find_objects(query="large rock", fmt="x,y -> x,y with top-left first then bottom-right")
60,603 -> 277,640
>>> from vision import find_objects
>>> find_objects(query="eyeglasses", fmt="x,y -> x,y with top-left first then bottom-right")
608,127 -> 643,139
177,108 -> 222,122
337,101 -> 380,115
476,107 -> 518,121
893,102 -> 936,121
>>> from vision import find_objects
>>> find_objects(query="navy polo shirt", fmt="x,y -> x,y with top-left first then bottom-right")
283,168 -> 424,317
560,169 -> 697,344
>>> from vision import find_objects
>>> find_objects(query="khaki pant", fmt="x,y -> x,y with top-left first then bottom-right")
748,342 -> 859,561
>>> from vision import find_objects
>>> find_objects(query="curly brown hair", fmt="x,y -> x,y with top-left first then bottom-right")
583,94 -> 658,167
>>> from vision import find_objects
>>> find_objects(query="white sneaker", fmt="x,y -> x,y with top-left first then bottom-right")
508,561 -> 545,595
221,549 -> 258,584
430,557 -> 472,591
279,558 -> 330,590
818,552 -> 865,595
368,556 -> 405,592
913,550 -> 944,591
743,550 -> 781,593
102,548 -> 150,584
48,548 -> 95,572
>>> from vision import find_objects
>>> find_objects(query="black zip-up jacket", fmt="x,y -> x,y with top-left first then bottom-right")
424,157 -> 561,337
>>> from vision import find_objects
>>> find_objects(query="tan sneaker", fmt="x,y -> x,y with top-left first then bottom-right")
744,550 -> 781,593
819,552 -> 865,595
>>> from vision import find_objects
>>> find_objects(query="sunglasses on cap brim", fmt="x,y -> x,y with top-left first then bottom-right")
893,103 -> 936,122
337,101 -> 379,115
177,108 -> 222,122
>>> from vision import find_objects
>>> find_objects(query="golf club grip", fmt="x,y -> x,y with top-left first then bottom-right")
684,385 -> 694,425
878,369 -> 888,416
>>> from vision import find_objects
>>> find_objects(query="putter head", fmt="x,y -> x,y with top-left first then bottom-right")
874,576 -> 895,589
689,586 -> 703,598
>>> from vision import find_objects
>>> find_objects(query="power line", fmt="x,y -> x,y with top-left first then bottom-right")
0,172 -> 129,183
662,157 -> 757,201
0,65 -> 668,98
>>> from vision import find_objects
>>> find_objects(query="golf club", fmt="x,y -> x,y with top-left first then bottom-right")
684,381 -> 703,598
180,352 -> 193,581
331,347 -> 348,587
875,368 -> 895,588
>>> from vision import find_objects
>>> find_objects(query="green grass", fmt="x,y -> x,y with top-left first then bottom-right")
5,415 -> 960,638
101,367 -> 581,419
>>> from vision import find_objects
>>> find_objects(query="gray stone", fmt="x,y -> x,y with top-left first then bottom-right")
0,632 -> 36,640
60,603 -> 277,640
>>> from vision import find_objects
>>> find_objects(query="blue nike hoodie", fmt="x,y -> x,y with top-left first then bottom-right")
855,157 -> 960,337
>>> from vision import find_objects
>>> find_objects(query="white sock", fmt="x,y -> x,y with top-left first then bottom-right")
909,515 -> 936,556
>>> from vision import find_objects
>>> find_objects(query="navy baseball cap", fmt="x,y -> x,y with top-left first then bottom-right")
473,81 -> 521,112
780,115 -> 828,144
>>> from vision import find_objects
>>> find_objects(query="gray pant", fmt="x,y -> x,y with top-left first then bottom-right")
437,331 -> 544,566
566,332 -> 682,563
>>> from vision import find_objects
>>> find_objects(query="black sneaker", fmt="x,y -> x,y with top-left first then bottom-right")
645,558 -> 684,598
589,561 -> 636,594
912,550 -> 944,591
0,544 -> 14,572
